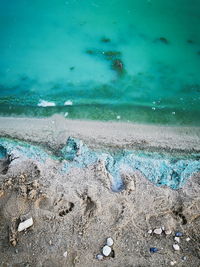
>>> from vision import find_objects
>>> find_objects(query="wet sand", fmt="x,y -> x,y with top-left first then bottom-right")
0,115 -> 200,266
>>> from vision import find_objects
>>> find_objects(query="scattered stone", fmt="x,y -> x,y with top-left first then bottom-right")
165,230 -> 172,235
182,256 -> 187,261
106,237 -> 114,247
102,245 -> 112,257
148,229 -> 153,234
173,244 -> 180,251
96,254 -> 104,260
18,217 -> 33,232
186,237 -> 190,242
150,247 -> 159,253
153,228 -> 162,235
174,237 -> 180,243
175,232 -> 183,237
170,261 -> 176,266
63,251 -> 68,258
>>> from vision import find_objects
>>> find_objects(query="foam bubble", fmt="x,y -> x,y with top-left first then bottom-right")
64,100 -> 73,106
37,100 -> 56,107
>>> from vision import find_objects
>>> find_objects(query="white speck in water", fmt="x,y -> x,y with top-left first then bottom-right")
117,115 -> 121,119
172,112 -> 176,115
152,107 -> 156,110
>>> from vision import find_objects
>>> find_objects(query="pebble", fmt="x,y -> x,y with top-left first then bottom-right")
106,237 -> 114,247
102,245 -> 112,257
173,244 -> 180,251
96,254 -> 104,260
63,251 -> 68,258
165,230 -> 172,235
170,261 -> 176,266
182,256 -> 187,261
148,230 -> 152,234
18,217 -> 33,232
153,228 -> 162,235
175,232 -> 183,237
186,237 -> 190,242
174,237 -> 180,243
150,247 -> 158,253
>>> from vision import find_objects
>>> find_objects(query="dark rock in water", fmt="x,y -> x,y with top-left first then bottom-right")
69,66 -> 75,71
101,37 -> 111,43
155,37 -> 169,44
86,49 -> 95,55
112,59 -> 124,75
197,51 -> 200,55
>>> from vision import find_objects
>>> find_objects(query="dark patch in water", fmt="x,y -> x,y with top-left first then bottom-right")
111,59 -> 125,76
155,37 -> 169,44
101,37 -> 111,43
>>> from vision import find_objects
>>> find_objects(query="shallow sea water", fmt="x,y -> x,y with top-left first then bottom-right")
0,0 -> 200,125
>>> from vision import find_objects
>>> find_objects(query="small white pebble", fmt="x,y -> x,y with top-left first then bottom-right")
106,237 -> 114,246
170,261 -> 176,266
174,237 -> 180,243
18,218 -> 33,232
186,237 -> 190,242
173,244 -> 180,251
165,230 -> 172,235
102,245 -> 111,256
96,254 -> 103,260
116,115 -> 121,120
63,251 -> 68,258
153,228 -> 162,235
148,229 -> 152,234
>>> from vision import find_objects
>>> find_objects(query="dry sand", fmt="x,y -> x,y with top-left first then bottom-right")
0,115 -> 200,267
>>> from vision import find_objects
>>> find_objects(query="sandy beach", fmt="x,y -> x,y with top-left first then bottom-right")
0,115 -> 200,266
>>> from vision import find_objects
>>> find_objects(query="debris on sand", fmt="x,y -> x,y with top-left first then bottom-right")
172,244 -> 180,251
153,228 -> 162,235
18,217 -> 33,232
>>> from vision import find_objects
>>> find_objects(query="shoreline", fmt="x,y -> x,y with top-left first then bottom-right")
0,115 -> 200,153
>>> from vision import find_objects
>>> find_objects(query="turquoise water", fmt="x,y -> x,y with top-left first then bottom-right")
1,137 -> 200,190
0,0 -> 200,125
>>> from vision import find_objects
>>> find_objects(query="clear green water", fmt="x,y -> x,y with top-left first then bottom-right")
0,0 -> 200,125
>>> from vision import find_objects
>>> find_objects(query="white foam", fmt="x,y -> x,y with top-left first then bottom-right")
38,100 -> 56,107
64,100 -> 73,106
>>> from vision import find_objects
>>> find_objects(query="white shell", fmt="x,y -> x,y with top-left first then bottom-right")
148,230 -> 152,234
18,217 -> 33,232
173,244 -> 180,251
186,237 -> 190,242
153,228 -> 162,235
102,245 -> 111,256
106,237 -> 114,246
